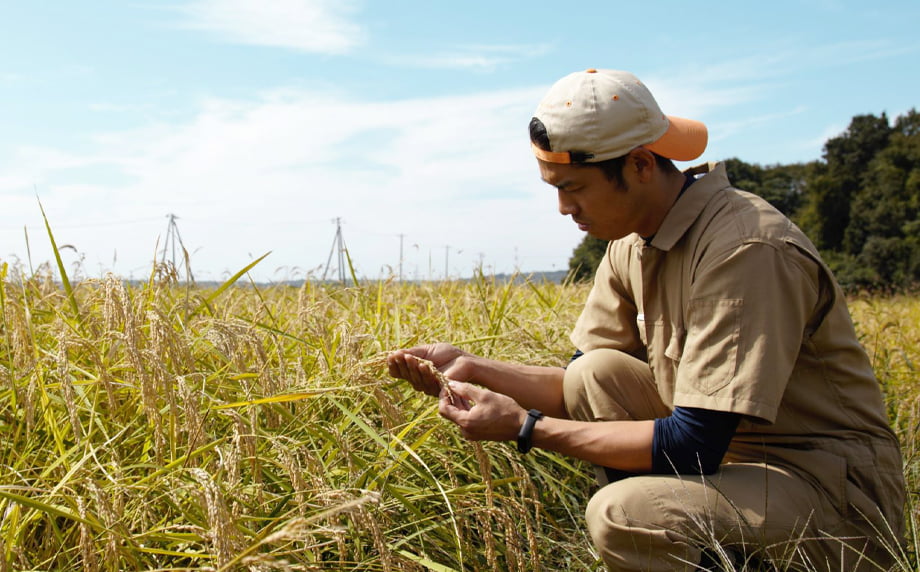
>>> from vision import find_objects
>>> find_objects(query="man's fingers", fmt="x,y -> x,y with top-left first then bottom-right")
388,352 -> 423,381
386,351 -> 410,379
387,351 -> 442,396
446,380 -> 485,402
439,384 -> 471,410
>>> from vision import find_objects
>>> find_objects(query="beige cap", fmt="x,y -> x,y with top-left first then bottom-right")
532,69 -> 708,163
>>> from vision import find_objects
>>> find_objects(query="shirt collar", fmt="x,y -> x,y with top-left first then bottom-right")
646,161 -> 730,251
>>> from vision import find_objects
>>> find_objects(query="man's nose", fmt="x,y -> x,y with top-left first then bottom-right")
558,191 -> 576,216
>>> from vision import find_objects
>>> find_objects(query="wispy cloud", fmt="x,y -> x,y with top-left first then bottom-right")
654,38 -> 920,93
642,36 -> 919,122
0,174 -> 36,195
176,0 -> 365,54
383,43 -> 554,71
4,83 -> 573,280
801,39 -> 920,68
89,102 -> 158,114
798,121 -> 847,157
709,105 -> 810,142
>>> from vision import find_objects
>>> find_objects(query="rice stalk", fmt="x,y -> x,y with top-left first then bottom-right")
1,252 -> 914,570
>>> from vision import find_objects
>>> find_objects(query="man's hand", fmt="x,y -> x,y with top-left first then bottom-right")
386,343 -> 473,397
438,381 -> 527,442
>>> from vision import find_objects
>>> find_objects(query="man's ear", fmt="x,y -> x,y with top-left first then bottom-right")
627,147 -> 657,183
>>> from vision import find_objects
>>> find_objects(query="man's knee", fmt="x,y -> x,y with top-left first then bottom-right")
585,477 -> 699,571
563,348 -> 666,422
562,349 -> 603,420
585,477 -> 686,542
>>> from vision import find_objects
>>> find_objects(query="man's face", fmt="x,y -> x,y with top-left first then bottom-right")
539,158 -> 653,241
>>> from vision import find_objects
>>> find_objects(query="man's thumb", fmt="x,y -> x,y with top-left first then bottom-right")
448,380 -> 482,400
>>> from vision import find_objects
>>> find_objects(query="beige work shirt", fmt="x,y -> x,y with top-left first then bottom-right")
571,162 -> 904,529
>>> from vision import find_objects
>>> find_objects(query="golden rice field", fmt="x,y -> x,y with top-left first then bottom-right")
0,257 -> 917,570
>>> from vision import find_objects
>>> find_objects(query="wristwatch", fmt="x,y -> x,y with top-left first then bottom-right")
516,409 -> 544,454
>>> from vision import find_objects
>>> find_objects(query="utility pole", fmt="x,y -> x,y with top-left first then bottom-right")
161,213 -> 194,282
444,245 -> 449,281
398,234 -> 405,281
323,217 -> 347,283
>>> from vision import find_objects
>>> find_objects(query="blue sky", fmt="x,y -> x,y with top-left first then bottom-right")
2,1 -> 918,282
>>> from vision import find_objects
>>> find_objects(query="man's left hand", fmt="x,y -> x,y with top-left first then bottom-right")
438,381 -> 527,442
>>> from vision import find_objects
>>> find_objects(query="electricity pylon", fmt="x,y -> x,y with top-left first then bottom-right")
161,213 -> 194,282
322,217 -> 347,283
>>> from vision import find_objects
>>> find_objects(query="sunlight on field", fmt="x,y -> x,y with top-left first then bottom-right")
0,262 -> 916,570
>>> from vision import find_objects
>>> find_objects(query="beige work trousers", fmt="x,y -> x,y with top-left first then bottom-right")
563,349 -> 898,572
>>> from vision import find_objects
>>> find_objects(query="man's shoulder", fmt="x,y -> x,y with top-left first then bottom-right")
694,168 -> 799,247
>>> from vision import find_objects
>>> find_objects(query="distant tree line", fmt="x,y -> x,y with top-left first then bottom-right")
567,109 -> 920,293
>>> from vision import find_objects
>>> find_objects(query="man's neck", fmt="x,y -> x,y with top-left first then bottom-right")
640,170 -> 692,243
666,170 -> 693,206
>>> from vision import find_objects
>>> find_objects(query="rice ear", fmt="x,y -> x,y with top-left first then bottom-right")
411,355 -> 456,405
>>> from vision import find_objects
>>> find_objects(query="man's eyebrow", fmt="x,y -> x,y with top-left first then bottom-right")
544,177 -> 574,190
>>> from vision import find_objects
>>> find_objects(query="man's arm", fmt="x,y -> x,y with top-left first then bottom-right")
652,407 -> 740,474
461,354 -> 568,418
388,344 -> 569,418
443,386 -> 739,475
441,380 -> 655,473
394,345 -> 739,475
530,415 -> 656,473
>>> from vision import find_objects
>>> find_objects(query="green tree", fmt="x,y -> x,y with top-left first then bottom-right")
797,113 -> 892,251
844,110 -> 920,288
724,158 -> 810,216
568,235 -> 607,282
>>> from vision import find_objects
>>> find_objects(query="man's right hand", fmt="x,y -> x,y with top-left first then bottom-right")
386,343 -> 472,397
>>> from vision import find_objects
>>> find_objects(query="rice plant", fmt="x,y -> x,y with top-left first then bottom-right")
0,254 -> 602,570
0,242 -> 917,569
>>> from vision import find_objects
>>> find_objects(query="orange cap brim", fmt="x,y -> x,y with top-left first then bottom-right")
644,116 -> 708,161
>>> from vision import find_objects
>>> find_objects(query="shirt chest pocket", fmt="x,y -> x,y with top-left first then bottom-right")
682,298 -> 743,395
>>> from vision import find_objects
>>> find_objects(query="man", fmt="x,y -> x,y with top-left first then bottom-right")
387,69 -> 905,571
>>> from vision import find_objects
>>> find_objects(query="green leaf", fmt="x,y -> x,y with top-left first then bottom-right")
186,251 -> 271,319
37,199 -> 80,319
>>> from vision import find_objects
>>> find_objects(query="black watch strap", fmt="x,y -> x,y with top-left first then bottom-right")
516,409 -> 544,454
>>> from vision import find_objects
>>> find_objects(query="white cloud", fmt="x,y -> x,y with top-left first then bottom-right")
383,43 -> 554,71
0,173 -> 37,194
177,0 -> 365,54
709,105 -> 810,142
13,45 -> 858,280
803,39 -> 920,68
796,122 -> 846,158
4,83 -> 580,281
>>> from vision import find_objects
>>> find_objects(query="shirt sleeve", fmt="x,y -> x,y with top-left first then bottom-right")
675,239 -> 825,423
570,240 -> 647,360
652,406 -> 741,474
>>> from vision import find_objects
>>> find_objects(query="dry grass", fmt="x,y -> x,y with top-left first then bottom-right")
0,256 -> 916,570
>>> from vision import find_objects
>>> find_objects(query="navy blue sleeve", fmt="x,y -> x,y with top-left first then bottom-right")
652,407 -> 741,474
567,349 -> 584,367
